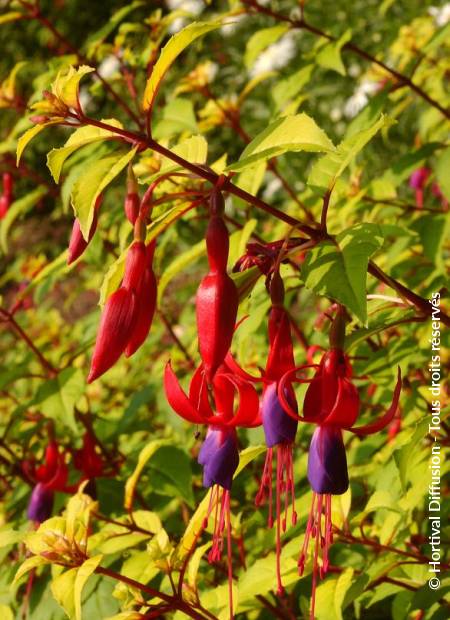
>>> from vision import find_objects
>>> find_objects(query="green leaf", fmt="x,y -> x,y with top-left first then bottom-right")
272,65 -> 314,112
0,186 -> 47,253
124,440 -> 170,511
234,445 -> 266,477
47,119 -> 123,183
142,21 -> 221,111
31,368 -> 85,432
157,237 -> 205,304
51,567 -> 77,619
173,491 -> 211,565
308,114 -> 393,191
244,25 -> 289,69
98,249 -> 127,306
411,213 -> 449,271
187,541 -> 211,589
146,445 -> 194,506
301,223 -> 384,324
16,121 -> 60,165
144,200 -> 194,245
71,147 -> 137,240
227,113 -> 335,172
314,569 -> 354,620
153,97 -> 198,139
315,30 -> 351,76
159,134 -> 208,172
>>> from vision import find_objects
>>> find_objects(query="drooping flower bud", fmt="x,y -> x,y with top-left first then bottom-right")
198,427 -> 239,491
125,266 -> 157,357
0,194 -> 10,219
87,287 -> 136,383
122,241 -> 147,290
196,191 -> 238,381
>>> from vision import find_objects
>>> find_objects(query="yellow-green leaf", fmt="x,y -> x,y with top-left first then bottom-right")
98,248 -> 127,306
0,12 -> 23,25
16,121 -> 60,166
0,605 -> 13,620
160,134 -> 208,171
0,186 -> 47,253
124,440 -> 170,511
227,113 -> 335,172
316,30 -> 351,76
244,24 -> 289,69
13,555 -> 49,584
144,200 -> 194,246
173,491 -> 213,565
142,21 -> 221,111
0,528 -> 22,548
71,147 -> 137,240
51,567 -> 77,619
52,65 -> 95,110
187,541 -> 211,589
74,555 -> 103,620
47,119 -> 123,183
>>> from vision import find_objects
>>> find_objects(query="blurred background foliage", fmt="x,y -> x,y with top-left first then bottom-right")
0,1 -> 449,619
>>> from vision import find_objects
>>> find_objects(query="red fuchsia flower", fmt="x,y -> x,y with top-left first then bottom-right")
73,431 -> 107,498
164,361 -> 260,617
23,440 -> 70,524
196,189 -> 238,382
278,308 -> 402,619
67,195 -> 102,265
88,234 -> 157,382
409,167 -> 430,209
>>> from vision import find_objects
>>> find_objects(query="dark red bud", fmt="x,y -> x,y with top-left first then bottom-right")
122,241 -> 147,290
269,271 -> 284,307
133,215 -> 146,242
88,287 -> 136,382
206,216 -> 229,272
196,271 -> 238,381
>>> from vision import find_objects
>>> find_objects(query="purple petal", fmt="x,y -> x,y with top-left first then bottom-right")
198,427 -> 239,490
307,426 -> 349,495
262,383 -> 297,448
27,483 -> 54,523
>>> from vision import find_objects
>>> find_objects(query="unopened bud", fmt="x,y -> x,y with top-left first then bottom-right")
210,188 -> 225,217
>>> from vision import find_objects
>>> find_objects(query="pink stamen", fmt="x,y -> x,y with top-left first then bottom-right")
225,492 -> 234,620
298,492 -> 334,619
275,445 -> 284,596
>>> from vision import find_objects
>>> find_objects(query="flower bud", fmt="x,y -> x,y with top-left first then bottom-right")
0,194 -> 10,219
125,267 -> 157,357
206,216 -> 229,272
122,241 -> 147,291
88,287 -> 136,382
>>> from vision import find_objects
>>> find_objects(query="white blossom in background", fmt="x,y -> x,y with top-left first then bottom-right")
428,4 -> 450,26
221,14 -> 247,37
249,32 -> 297,78
343,80 -> 380,118
97,55 -> 121,79
166,0 -> 204,33
262,177 -> 283,202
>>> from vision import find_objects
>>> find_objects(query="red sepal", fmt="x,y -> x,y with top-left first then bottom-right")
122,241 -> 147,290
351,367 -> 402,436
124,267 -> 157,357
164,362 -> 206,424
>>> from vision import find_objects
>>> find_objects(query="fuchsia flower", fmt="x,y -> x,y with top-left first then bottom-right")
164,362 -> 260,616
278,308 -> 402,619
23,441 -> 70,524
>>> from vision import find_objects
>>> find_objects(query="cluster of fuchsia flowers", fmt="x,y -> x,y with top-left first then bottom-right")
25,180 -> 402,619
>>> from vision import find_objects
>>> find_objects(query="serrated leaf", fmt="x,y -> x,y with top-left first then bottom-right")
124,440 -> 170,511
16,121 -> 61,165
52,65 -> 94,110
227,113 -> 335,172
0,186 -> 47,253
244,24 -> 289,69
47,119 -> 123,183
142,21 -> 221,111
71,147 -> 137,240
308,115 -> 392,191
301,223 -> 384,324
